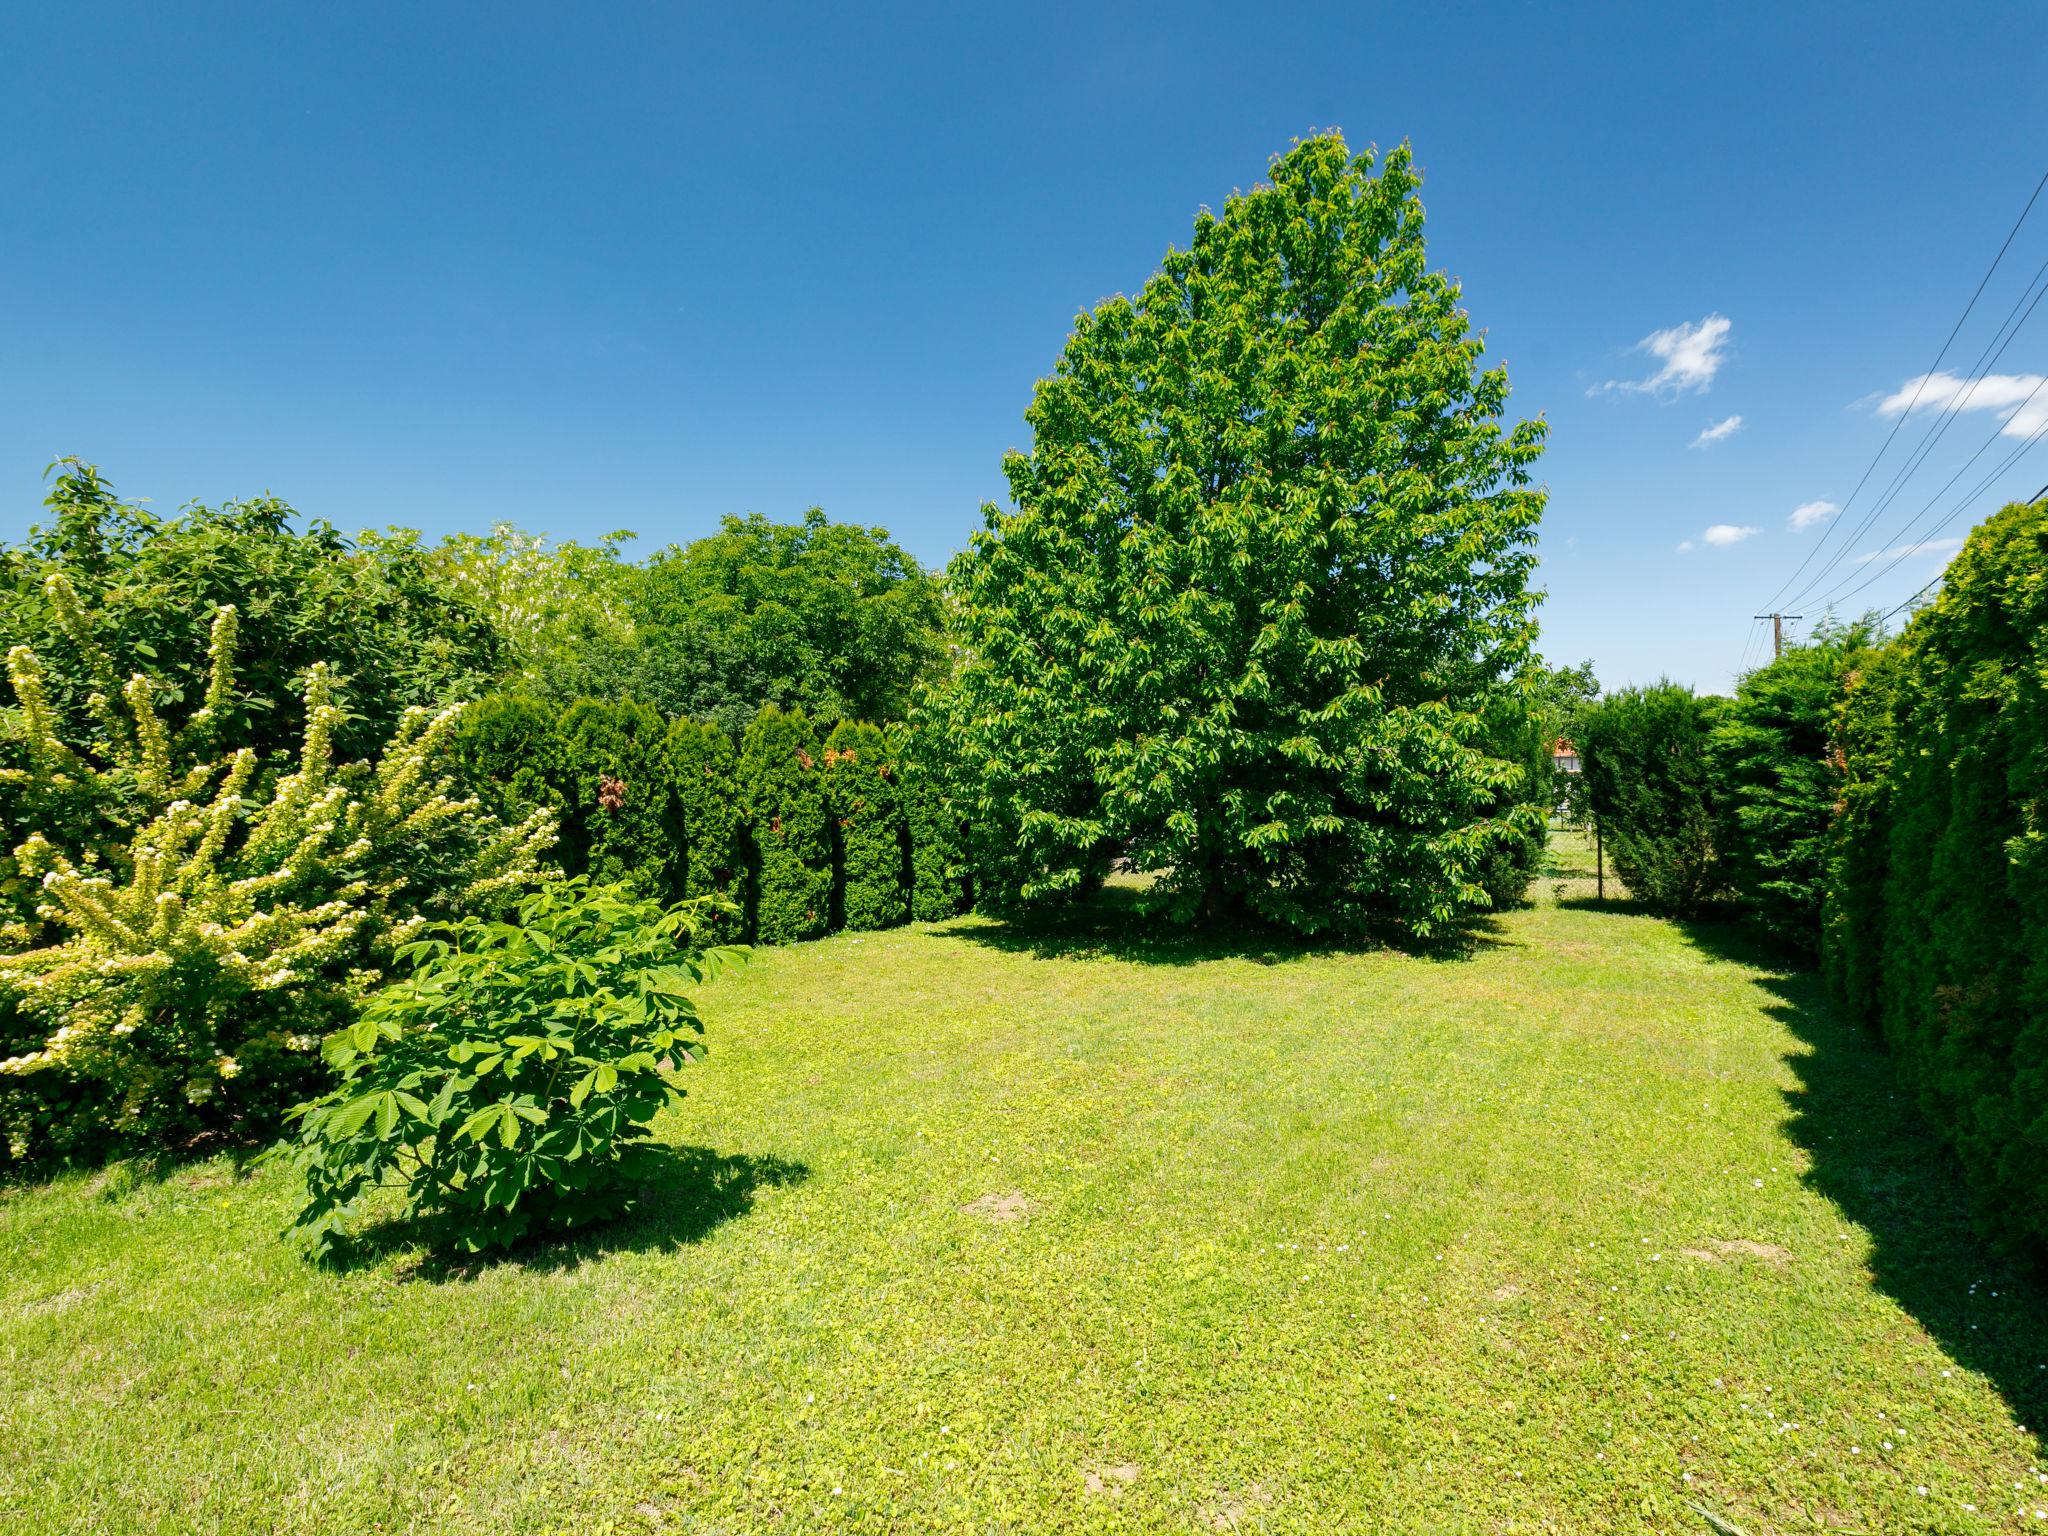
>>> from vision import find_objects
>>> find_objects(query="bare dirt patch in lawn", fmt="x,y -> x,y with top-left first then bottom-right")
963,1191 -> 1031,1224
1083,1463 -> 1139,1498
1681,1238 -> 1790,1265
1199,1482 -> 1272,1530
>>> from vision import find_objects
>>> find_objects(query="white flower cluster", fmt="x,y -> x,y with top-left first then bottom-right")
0,578 -> 555,1083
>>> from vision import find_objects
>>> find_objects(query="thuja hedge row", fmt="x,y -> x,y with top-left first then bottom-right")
452,697 -> 969,945
1823,497 -> 2048,1251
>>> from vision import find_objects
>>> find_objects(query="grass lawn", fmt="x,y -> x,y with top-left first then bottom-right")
5,832 -> 2046,1534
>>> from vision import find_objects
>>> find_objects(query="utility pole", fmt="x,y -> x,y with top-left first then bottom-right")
1753,612 -> 1803,660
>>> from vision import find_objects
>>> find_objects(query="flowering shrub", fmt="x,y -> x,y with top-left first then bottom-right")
277,878 -> 739,1258
0,576 -> 553,1163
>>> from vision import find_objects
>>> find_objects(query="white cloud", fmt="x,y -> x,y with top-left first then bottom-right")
1595,314 -> 1732,398
1691,414 -> 1744,447
1853,537 -> 1964,565
1875,370 -> 2048,437
1676,522 -> 1758,553
1788,499 -> 1839,532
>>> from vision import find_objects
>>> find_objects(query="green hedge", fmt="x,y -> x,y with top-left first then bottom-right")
456,696 -> 963,946
736,707 -> 834,944
899,722 -> 969,921
1823,497 -> 2048,1249
825,720 -> 909,931
1577,683 -> 1728,915
667,717 -> 744,918
453,696 -> 677,897
1711,626 -> 1875,953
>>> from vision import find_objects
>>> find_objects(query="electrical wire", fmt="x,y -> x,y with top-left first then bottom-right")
1757,168 -> 2048,612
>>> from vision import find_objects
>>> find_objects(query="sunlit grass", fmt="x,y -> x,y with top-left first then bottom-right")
2,831 -> 2041,1533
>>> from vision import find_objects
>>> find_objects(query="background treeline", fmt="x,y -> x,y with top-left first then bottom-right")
1573,495 -> 2048,1252
449,696 -> 968,946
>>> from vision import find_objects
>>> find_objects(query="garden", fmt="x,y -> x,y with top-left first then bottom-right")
3,134 -> 2046,1534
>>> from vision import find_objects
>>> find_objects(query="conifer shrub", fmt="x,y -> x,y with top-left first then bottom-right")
667,717 -> 744,929
1577,683 -> 1728,916
1712,624 -> 1876,953
1824,497 -> 2048,1248
897,722 -> 969,922
824,719 -> 908,931
553,699 -> 676,893
737,706 -> 832,944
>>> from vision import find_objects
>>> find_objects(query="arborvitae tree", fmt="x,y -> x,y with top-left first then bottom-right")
897,722 -> 967,922
553,700 -> 675,895
824,720 -> 908,931
940,134 -> 1547,938
450,694 -> 564,829
1823,497 -> 2048,1248
452,695 -> 677,899
1577,683 -> 1728,916
1712,622 -> 1877,952
1821,644 -> 1904,1026
736,706 -> 832,944
666,717 -> 744,930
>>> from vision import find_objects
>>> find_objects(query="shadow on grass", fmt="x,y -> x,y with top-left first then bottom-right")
930,882 -> 1513,966
1677,918 -> 2048,1432
334,1144 -> 809,1282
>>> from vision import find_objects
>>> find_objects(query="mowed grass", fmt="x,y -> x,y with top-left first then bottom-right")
5,834 -> 2047,1534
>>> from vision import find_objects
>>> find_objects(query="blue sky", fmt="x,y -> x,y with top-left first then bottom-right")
3,2 -> 2044,691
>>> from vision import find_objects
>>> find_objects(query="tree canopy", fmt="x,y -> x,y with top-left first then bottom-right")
0,460 -> 503,766
438,510 -> 948,733
938,133 -> 1549,936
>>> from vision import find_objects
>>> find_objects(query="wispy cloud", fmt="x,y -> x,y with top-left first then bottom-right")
1677,522 -> 1759,553
1788,499 -> 1839,532
1853,537 -> 1964,565
1691,414 -> 1743,447
1594,314 -> 1732,398
1876,370 -> 2048,437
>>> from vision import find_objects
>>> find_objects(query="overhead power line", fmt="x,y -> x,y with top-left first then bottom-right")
1757,167 -> 2048,613
1877,476 -> 2048,625
1804,373 -> 2048,611
1783,248 -> 2048,611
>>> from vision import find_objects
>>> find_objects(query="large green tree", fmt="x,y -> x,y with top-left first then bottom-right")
940,134 -> 1548,936
630,510 -> 948,732
439,510 -> 949,733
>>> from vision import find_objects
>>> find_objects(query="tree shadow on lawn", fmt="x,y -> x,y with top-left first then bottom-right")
333,1145 -> 809,1282
930,882 -> 1516,968
1677,918 -> 2048,1433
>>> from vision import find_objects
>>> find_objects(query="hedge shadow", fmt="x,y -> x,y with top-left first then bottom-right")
1678,920 -> 2048,1434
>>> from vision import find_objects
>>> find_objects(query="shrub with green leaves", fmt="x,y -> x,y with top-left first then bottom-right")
737,707 -> 832,944
2,460 -> 502,768
939,133 -> 1547,937
1712,622 -> 1877,952
278,878 -> 739,1258
0,579 -> 552,1165
1577,683 -> 1728,916
1824,497 -> 2048,1249
824,720 -> 908,931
